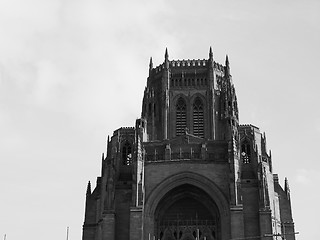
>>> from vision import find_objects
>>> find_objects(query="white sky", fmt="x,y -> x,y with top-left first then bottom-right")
0,0 -> 319,239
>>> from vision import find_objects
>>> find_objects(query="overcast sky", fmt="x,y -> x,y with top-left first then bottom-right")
0,0 -> 319,239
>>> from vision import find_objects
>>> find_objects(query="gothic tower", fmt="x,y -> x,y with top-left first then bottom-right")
82,48 -> 295,240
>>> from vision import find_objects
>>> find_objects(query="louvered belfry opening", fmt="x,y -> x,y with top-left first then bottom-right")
176,97 -> 187,136
193,97 -> 204,137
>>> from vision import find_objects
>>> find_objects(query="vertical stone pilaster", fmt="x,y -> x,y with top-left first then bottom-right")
282,222 -> 295,240
82,224 -> 96,240
230,206 -> 244,240
259,209 -> 273,240
143,215 -> 155,240
165,144 -> 171,160
130,207 -> 143,240
102,212 -> 115,240
201,143 -> 206,160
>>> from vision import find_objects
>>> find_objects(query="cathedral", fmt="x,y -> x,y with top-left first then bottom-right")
82,48 -> 295,240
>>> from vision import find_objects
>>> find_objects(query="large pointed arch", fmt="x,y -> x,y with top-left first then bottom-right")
144,172 -> 230,240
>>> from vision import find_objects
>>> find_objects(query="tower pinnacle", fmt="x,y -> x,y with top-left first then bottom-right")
149,57 -> 153,69
165,48 -> 169,61
164,48 -> 169,69
285,177 -> 291,200
285,177 -> 290,192
209,46 -> 213,60
225,55 -> 230,76
86,181 -> 91,196
225,54 -> 229,66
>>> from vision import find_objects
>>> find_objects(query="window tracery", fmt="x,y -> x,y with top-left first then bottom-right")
122,141 -> 132,165
176,98 -> 187,136
193,97 -> 204,137
241,141 -> 251,164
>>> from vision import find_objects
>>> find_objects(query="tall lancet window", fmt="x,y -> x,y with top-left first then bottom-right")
122,141 -> 132,166
241,141 -> 251,164
176,97 -> 187,136
193,97 -> 204,137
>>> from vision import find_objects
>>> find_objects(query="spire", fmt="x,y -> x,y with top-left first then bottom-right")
209,46 -> 213,60
86,181 -> 91,196
285,177 -> 290,192
164,48 -> 169,69
101,152 -> 105,176
149,57 -> 153,70
285,177 -> 291,200
268,149 -> 273,172
225,54 -> 229,67
107,135 -> 111,158
165,47 -> 169,61
225,54 -> 230,76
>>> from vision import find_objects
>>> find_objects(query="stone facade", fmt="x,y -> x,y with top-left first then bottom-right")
82,48 -> 295,240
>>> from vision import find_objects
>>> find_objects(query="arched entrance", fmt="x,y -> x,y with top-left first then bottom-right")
154,184 -> 220,240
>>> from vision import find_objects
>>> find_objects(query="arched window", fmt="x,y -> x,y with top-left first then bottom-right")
193,97 -> 204,137
176,97 -> 187,136
241,141 -> 251,164
122,141 -> 132,165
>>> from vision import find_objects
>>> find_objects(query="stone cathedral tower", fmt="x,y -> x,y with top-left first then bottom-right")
82,48 -> 295,240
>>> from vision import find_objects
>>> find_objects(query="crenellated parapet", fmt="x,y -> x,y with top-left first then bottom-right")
113,127 -> 135,134
150,59 -> 225,75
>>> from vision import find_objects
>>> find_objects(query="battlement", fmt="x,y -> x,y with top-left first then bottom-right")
170,59 -> 208,68
152,59 -> 225,74
154,63 -> 165,73
113,127 -> 135,136
239,124 -> 259,130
